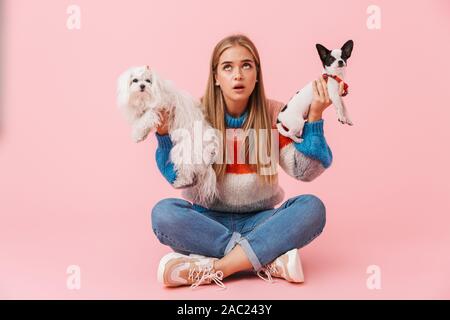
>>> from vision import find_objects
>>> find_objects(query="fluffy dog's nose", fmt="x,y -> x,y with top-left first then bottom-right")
140,84 -> 146,90
338,60 -> 344,67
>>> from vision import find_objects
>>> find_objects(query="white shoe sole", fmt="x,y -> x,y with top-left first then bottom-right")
189,253 -> 206,258
157,252 -> 186,285
286,249 -> 304,283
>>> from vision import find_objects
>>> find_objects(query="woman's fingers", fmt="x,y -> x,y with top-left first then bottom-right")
315,77 -> 325,102
156,109 -> 170,135
160,109 -> 170,121
312,79 -> 320,99
320,77 -> 330,102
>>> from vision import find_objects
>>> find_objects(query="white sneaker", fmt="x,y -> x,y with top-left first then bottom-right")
157,252 -> 225,289
257,249 -> 304,283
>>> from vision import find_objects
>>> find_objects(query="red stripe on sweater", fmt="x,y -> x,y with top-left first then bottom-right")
224,126 -> 293,174
273,124 -> 294,149
226,163 -> 257,174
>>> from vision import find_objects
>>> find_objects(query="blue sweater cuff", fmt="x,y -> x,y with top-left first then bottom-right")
155,133 -> 173,150
302,119 -> 324,136
155,133 -> 177,184
294,119 -> 333,168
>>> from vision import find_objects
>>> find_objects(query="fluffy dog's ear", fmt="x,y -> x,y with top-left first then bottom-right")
117,68 -> 132,108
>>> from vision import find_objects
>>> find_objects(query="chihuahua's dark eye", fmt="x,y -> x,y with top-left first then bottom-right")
325,56 -> 336,66
145,79 -> 152,84
132,79 -> 138,83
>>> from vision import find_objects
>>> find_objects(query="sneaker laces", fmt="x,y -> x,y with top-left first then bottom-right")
189,266 -> 226,290
257,263 -> 278,283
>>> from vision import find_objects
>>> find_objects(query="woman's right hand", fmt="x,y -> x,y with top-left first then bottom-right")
156,110 -> 170,135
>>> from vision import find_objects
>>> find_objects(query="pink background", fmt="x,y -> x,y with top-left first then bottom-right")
1,0 -> 449,299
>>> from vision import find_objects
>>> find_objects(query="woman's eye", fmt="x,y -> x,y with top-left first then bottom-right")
223,65 -> 231,71
243,63 -> 252,69
145,79 -> 152,83
132,79 -> 138,83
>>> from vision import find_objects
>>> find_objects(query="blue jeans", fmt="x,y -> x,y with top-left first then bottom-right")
151,194 -> 326,271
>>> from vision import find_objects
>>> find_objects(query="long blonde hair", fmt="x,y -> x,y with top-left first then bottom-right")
202,34 -> 277,185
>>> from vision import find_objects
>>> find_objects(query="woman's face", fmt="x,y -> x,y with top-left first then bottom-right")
215,45 -> 258,107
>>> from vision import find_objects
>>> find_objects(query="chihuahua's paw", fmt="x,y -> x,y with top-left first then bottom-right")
338,116 -> 353,126
338,116 -> 347,125
291,134 -> 303,143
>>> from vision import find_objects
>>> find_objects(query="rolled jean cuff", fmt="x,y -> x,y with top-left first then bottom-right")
237,238 -> 262,271
224,232 -> 241,256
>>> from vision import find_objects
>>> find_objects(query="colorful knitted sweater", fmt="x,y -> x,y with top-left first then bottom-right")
154,99 -> 332,213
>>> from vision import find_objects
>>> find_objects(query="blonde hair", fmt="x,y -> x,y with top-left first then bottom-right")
202,34 -> 277,185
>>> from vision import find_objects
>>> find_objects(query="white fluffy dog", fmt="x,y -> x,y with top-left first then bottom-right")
116,65 -> 219,206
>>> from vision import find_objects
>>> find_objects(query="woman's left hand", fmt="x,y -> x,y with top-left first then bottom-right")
308,76 -> 345,122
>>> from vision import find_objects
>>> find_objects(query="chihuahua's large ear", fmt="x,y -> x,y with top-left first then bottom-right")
341,40 -> 354,59
117,68 -> 132,108
316,44 -> 330,62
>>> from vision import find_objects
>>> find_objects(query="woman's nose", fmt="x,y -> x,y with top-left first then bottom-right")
233,71 -> 243,80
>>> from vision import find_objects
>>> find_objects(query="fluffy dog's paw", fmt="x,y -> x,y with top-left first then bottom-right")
203,143 -> 218,165
132,127 -> 148,143
148,118 -> 161,131
172,174 -> 195,189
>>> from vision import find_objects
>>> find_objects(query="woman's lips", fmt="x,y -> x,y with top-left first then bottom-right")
233,87 -> 245,93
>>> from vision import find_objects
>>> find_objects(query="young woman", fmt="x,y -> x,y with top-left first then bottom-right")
151,34 -> 345,289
